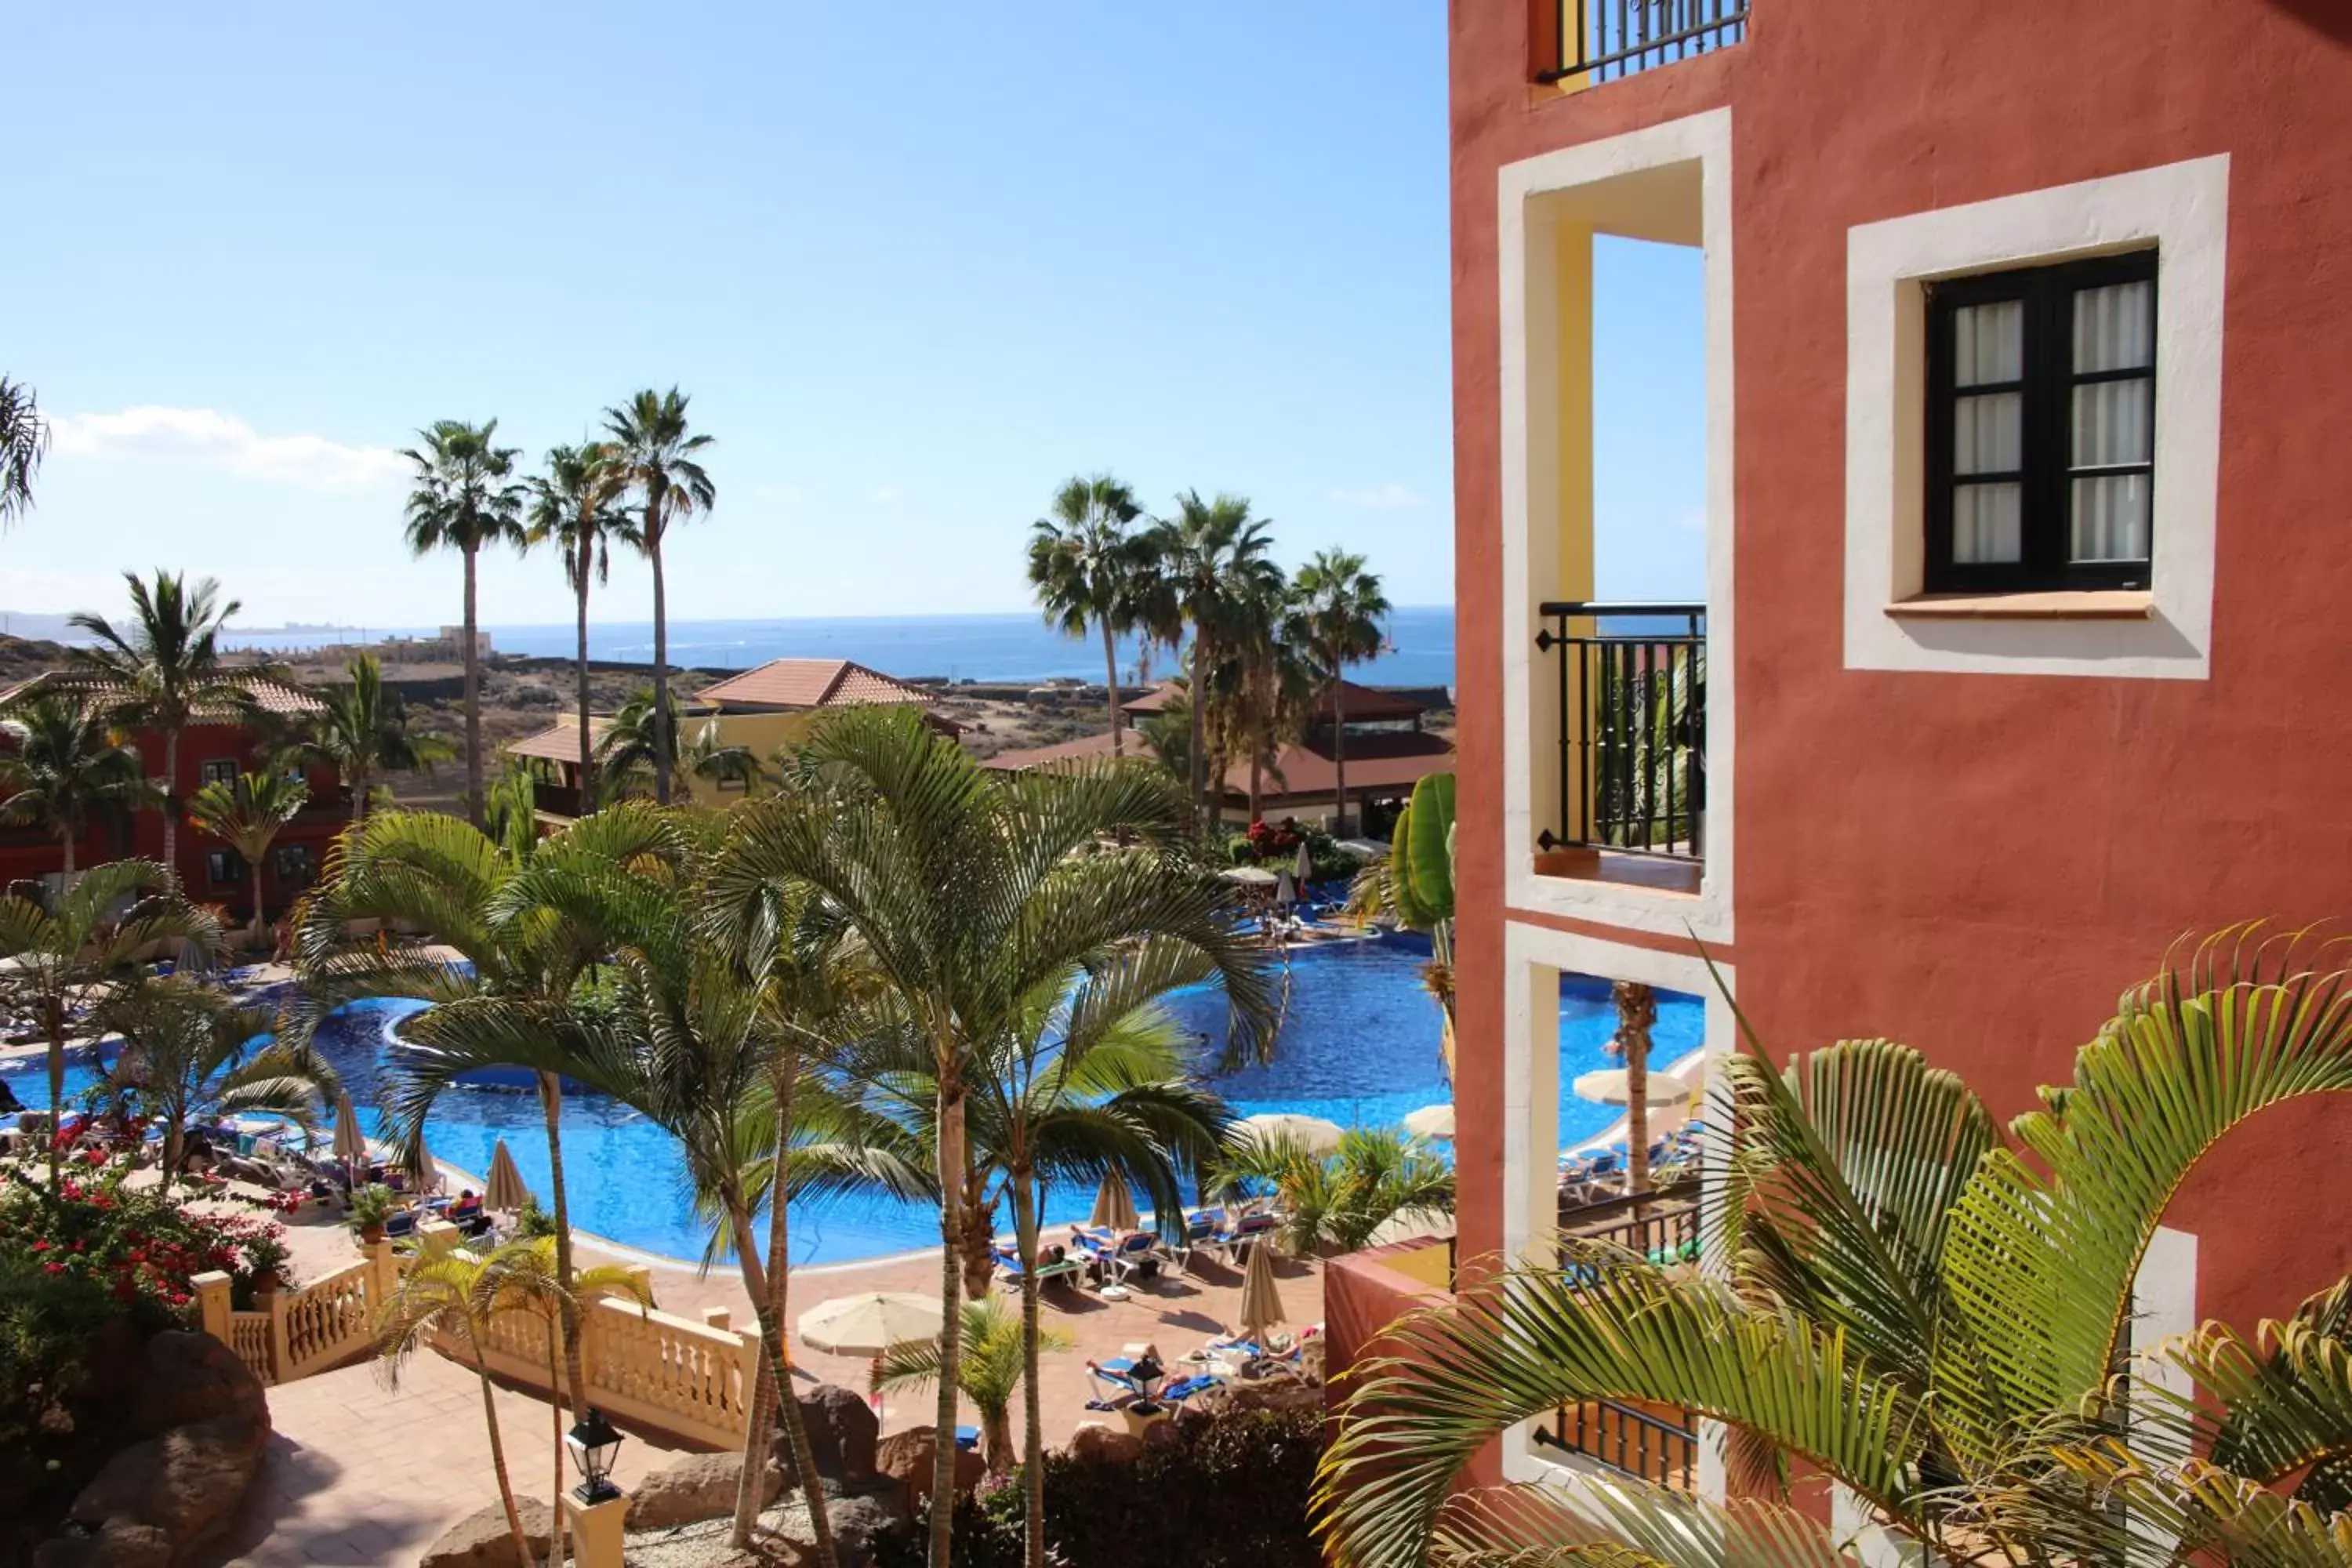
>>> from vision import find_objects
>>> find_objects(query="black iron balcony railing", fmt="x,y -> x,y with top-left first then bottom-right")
1559,1176 -> 1702,1250
1541,0 -> 1749,85
532,780 -> 583,819
1535,601 -> 1705,862
1536,1396 -> 1700,1486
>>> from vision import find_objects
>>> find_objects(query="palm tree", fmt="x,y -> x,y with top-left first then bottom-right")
1289,549 -> 1389,834
0,690 -> 155,876
593,690 -> 764,804
828,965 -> 1227,1565
1147,492 -> 1274,834
0,861 -> 222,1184
876,1298 -> 1071,1477
380,857 -> 907,1567
0,376 -> 49,527
1610,978 -> 1656,1202
1212,1127 -> 1453,1257
68,570 -> 249,882
298,652 -> 451,825
375,1247 -> 536,1568
291,807 -> 679,1411
187,769 -> 310,950
401,419 -> 528,829
602,389 -> 716,808
1221,557 -> 1301,825
1319,928 -> 2352,1568
1026,474 -> 1145,756
477,1237 -> 652,1568
708,706 -> 1279,1568
92,976 -> 329,1190
527,442 -> 635,806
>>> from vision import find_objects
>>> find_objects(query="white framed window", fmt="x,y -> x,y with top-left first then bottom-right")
1844,154 -> 2228,680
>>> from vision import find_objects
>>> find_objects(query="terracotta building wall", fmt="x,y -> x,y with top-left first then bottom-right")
1448,0 -> 2352,1348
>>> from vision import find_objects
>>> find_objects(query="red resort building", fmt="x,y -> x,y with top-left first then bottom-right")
0,670 -> 347,926
1324,0 -> 2352,1515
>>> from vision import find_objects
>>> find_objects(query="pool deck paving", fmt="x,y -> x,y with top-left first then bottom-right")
192,1233 -> 1324,1566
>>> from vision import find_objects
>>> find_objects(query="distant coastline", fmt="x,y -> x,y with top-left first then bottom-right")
203,604 -> 1464,690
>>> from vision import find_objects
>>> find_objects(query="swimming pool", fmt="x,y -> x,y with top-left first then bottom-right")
8,938 -> 1703,1265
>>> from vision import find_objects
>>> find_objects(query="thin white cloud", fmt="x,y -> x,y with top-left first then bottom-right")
751,481 -> 805,503
49,405 -> 406,492
870,484 -> 904,504
1330,482 -> 1425,511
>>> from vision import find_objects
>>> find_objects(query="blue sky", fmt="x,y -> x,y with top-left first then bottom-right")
2,5 -> 1704,630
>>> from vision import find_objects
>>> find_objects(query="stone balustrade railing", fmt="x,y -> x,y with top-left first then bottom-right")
191,1238 -> 400,1388
194,1228 -> 758,1454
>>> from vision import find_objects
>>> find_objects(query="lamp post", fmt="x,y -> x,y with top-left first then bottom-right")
561,1407 -> 629,1568
564,1407 -> 624,1503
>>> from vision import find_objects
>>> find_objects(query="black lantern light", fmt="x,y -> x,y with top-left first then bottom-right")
564,1406 -> 623,1503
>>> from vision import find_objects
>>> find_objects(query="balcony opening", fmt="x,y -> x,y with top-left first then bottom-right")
1527,215 -> 1709,897
1511,959 -> 1711,1487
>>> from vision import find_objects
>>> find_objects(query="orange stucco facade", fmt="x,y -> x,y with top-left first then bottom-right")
1329,0 -> 2352,1474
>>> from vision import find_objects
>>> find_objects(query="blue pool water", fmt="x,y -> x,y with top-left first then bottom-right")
9,938 -> 1703,1266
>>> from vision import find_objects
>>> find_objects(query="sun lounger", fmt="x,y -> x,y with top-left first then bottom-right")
993,1247 -> 1083,1294
1073,1228 -> 1165,1285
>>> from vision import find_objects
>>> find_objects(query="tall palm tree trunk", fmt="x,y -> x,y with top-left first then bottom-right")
544,1315 -> 567,1568
724,1181 -> 839,1568
249,859 -> 268,953
1612,981 -> 1656,1206
462,544 -> 485,829
1330,670 -> 1351,835
349,766 -> 369,826
1186,637 -> 1208,833
538,1070 -> 587,1411
928,1075 -> 967,1568
575,549 -> 595,810
59,826 -> 74,878
1101,622 -> 1123,758
160,727 -> 181,884
469,1340 -> 535,1568
649,499 -> 673,807
1013,1165 -> 1047,1568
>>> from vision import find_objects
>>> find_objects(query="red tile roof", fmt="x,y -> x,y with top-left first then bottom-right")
981,728 -> 1145,772
1119,677 -> 1429,724
0,668 -> 323,720
695,659 -> 935,712
504,719 -> 608,764
985,725 -> 1453,805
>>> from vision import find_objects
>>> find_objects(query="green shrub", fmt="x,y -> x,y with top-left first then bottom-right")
880,1404 -> 1325,1568
513,1196 -> 559,1240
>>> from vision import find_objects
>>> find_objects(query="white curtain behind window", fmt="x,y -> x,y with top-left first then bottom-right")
2071,280 -> 2154,562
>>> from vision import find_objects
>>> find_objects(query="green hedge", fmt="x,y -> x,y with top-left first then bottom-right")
893,1405 -> 1324,1568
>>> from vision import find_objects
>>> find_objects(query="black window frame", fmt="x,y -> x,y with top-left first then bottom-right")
1925,249 -> 2158,594
206,849 -> 243,886
273,843 -> 317,887
198,757 -> 239,789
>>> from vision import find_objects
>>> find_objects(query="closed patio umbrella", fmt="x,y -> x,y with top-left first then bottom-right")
483,1138 -> 532,1212
1292,841 -> 1314,884
330,1093 -> 368,1176
1573,1067 -> 1693,1107
1274,871 -> 1298,909
1233,1112 -> 1345,1156
1088,1173 -> 1139,1232
1402,1102 -> 1455,1140
798,1291 -> 943,1358
1236,1235 -> 1287,1342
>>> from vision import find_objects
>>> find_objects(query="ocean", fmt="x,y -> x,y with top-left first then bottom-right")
223,605 -> 1460,690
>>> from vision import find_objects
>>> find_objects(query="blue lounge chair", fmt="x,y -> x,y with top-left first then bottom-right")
993,1246 -> 1083,1293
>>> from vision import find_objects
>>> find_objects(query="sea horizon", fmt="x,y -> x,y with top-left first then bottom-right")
208,604 -> 1464,690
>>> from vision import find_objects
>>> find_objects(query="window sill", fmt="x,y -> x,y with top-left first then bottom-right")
1884,590 -> 2154,621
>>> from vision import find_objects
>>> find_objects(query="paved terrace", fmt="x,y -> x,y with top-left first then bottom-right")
192,1234 -> 1324,1567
